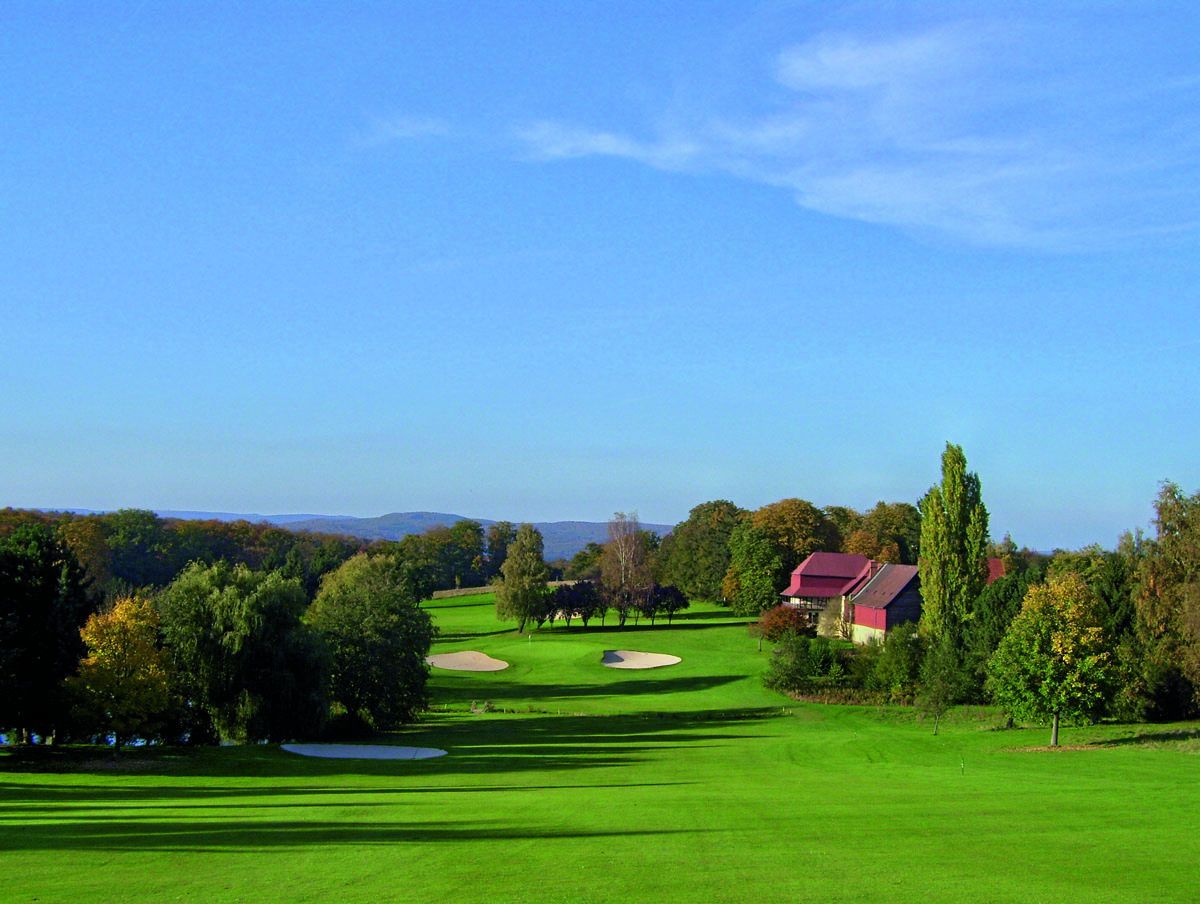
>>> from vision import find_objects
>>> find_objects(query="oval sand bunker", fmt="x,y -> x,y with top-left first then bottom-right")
281,744 -> 447,760
426,651 -> 509,672
602,650 -> 681,669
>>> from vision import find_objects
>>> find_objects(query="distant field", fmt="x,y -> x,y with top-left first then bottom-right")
2,594 -> 1199,902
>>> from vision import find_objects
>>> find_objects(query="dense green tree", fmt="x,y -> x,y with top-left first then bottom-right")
564,542 -> 603,581
495,524 -> 549,632
102,509 -> 180,587
0,525 -> 94,741
858,501 -> 922,564
1133,483 -> 1200,718
987,574 -> 1113,746
869,622 -> 925,704
157,562 -> 328,742
723,521 -> 783,616
66,595 -> 173,751
918,443 -> 990,647
918,638 -> 969,735
549,580 -> 605,628
306,554 -> 435,728
962,566 -> 1046,690
485,521 -> 517,581
446,520 -> 486,588
660,501 -> 745,601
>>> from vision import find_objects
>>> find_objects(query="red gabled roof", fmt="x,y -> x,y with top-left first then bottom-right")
987,557 -> 1005,584
851,563 -> 919,609
781,552 -> 873,599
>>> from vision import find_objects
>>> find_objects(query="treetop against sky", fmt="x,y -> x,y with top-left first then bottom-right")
1,2 -> 1197,550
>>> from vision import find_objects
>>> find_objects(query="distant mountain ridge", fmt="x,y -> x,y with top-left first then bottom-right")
281,512 -> 674,561
36,507 -> 672,562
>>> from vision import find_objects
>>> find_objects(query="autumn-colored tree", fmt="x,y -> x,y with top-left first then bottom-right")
67,596 -> 172,752
860,501 -> 922,564
751,499 -> 841,582
918,443 -> 990,647
842,529 -> 901,563
57,519 -> 114,595
758,604 -> 812,642
823,506 -> 863,543
987,574 -> 1113,746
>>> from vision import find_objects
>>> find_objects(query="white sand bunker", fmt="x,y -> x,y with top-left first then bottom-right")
281,743 -> 447,760
602,649 -> 682,669
426,650 -> 509,672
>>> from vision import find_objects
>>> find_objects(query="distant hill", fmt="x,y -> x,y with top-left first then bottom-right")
282,512 -> 673,561
34,507 -> 673,562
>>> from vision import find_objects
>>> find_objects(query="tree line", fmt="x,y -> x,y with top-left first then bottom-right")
0,508 -> 530,603
0,508 -> 560,747
761,444 -> 1200,744
493,516 -> 689,632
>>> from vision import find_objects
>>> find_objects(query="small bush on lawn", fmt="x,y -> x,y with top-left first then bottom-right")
758,605 -> 815,642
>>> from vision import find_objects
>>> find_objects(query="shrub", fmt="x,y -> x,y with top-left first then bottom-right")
868,622 -> 925,703
758,605 -> 814,642
763,633 -> 847,694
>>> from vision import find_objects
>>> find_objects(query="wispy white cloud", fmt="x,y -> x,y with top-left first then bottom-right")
515,122 -> 700,169
515,20 -> 1200,251
354,114 -> 451,148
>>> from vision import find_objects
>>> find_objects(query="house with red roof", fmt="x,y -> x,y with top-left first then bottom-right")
779,552 -> 875,625
781,551 -> 1003,643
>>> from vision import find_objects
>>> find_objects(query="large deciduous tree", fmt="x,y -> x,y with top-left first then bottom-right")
751,498 -> 841,585
987,573 -> 1113,746
1133,482 -> 1200,718
0,524 -> 93,742
600,512 -> 654,626
660,500 -> 745,601
723,521 -> 783,616
67,595 -> 173,751
306,554 -> 435,728
156,562 -> 328,743
918,443 -> 990,647
485,521 -> 517,582
495,524 -> 549,632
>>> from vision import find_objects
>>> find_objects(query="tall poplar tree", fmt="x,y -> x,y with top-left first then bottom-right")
918,443 -> 990,647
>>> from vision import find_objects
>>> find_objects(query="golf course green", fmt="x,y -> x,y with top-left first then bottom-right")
2,593 -> 1198,902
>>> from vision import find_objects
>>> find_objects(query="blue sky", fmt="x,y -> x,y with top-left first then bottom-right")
2,1 -> 1197,549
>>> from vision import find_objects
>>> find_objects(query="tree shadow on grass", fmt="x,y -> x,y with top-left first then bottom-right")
1090,728 -> 1200,748
432,627 -> 513,642
0,817 -> 709,853
431,673 -> 746,708
0,707 -> 781,781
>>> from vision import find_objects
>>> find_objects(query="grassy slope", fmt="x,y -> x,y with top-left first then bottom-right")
2,594 -> 1199,903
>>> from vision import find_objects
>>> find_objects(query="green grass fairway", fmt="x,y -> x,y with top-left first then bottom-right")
3,594 -> 1200,903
